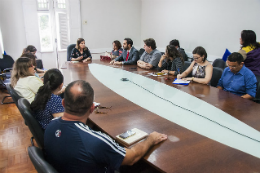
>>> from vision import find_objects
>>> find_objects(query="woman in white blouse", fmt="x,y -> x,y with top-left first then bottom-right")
11,57 -> 43,103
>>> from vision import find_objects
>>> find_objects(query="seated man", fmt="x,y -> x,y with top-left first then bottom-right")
44,80 -> 167,173
217,52 -> 257,99
137,38 -> 162,69
169,39 -> 188,61
110,38 -> 139,65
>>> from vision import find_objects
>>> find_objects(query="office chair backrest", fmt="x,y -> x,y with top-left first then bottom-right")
6,84 -> 22,107
212,58 -> 226,70
28,146 -> 59,173
183,61 -> 192,77
67,44 -> 76,61
139,48 -> 145,57
18,98 -> 44,148
36,59 -> 44,69
254,75 -> 260,103
210,67 -> 223,87
0,55 -> 14,72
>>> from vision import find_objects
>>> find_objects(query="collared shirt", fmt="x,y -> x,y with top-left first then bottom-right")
217,65 -> 257,97
140,49 -> 161,67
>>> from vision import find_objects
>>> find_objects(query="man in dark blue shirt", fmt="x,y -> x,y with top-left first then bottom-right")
44,80 -> 167,173
217,52 -> 257,99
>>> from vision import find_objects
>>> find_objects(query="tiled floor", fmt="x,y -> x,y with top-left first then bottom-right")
0,90 -> 36,173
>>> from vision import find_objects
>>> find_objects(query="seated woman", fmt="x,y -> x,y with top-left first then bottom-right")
177,46 -> 213,84
111,40 -> 123,59
21,52 -> 41,78
31,69 -> 64,129
22,45 -> 45,73
238,30 -> 260,76
70,38 -> 92,62
11,57 -> 43,103
157,45 -> 184,75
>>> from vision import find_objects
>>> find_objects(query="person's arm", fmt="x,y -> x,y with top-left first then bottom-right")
137,60 -> 149,69
122,50 -> 140,65
83,49 -> 92,62
241,94 -> 253,99
177,61 -> 195,79
36,68 -> 45,73
121,132 -> 167,166
243,73 -> 257,99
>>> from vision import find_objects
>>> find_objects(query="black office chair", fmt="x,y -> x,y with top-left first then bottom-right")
0,74 -> 13,104
139,48 -> 145,57
36,59 -> 44,69
28,146 -> 59,173
18,98 -> 44,148
210,67 -> 223,87
254,75 -> 260,103
212,58 -> 226,70
67,44 -> 76,61
6,84 -> 22,107
183,61 -> 192,77
0,54 -> 14,78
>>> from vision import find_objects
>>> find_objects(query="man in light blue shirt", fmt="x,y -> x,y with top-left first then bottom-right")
217,52 -> 257,99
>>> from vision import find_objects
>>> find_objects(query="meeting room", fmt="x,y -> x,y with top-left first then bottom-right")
0,0 -> 260,172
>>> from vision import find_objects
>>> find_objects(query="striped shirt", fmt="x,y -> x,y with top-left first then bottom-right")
44,117 -> 126,173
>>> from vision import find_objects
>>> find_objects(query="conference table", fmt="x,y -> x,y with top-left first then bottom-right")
61,60 -> 260,173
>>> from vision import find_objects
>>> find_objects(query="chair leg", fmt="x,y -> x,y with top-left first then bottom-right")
1,95 -> 14,104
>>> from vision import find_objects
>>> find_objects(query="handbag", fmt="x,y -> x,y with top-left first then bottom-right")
100,55 -> 111,61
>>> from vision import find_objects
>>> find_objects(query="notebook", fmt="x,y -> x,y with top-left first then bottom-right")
116,128 -> 148,146
172,78 -> 190,85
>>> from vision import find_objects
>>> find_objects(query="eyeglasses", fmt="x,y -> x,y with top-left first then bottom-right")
95,105 -> 112,114
193,56 -> 201,60
227,65 -> 238,69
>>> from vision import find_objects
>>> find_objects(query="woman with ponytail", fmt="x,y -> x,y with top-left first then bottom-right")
31,69 -> 65,129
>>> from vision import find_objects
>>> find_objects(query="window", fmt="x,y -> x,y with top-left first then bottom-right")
38,13 -> 53,51
37,0 -> 69,52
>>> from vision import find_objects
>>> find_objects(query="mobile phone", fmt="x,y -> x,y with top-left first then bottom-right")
119,130 -> 136,139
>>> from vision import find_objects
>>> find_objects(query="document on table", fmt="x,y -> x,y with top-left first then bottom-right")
172,79 -> 190,85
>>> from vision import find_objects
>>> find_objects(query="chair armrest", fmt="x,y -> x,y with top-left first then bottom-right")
3,68 -> 12,73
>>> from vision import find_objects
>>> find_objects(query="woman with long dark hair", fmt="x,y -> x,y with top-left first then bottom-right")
11,57 -> 43,103
70,38 -> 92,62
111,40 -> 123,59
31,69 -> 64,129
238,30 -> 260,76
157,45 -> 184,75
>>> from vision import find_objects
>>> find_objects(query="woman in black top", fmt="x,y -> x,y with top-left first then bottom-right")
70,38 -> 92,62
158,45 -> 184,75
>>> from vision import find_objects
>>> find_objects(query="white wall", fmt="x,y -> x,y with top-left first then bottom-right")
141,0 -> 260,61
80,0 -> 142,53
0,0 -> 27,60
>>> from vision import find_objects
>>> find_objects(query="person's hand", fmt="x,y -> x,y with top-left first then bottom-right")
149,131 -> 167,145
160,55 -> 167,60
161,70 -> 169,74
83,58 -> 91,63
110,60 -> 115,64
177,74 -> 182,79
77,56 -> 83,61
114,61 -> 122,65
